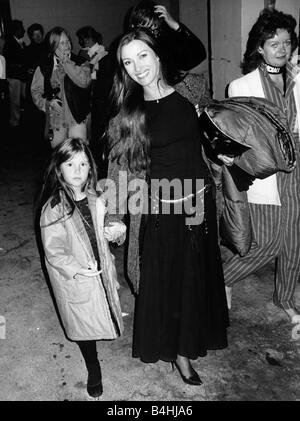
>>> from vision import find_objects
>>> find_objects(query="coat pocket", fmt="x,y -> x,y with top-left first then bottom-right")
64,276 -> 118,339
63,276 -> 93,303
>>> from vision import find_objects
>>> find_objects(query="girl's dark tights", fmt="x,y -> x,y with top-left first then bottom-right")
76,340 -> 102,391
76,340 -> 98,365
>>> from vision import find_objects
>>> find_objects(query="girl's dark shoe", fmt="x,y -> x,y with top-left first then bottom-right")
86,361 -> 103,397
171,361 -> 203,386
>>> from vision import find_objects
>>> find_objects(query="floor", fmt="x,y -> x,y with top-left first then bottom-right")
0,123 -> 300,402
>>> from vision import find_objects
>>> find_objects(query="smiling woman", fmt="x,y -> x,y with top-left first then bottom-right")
117,30 -> 174,104
121,40 -> 160,90
106,28 -> 229,386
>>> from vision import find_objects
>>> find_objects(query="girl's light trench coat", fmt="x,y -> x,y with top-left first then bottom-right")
40,190 -> 124,341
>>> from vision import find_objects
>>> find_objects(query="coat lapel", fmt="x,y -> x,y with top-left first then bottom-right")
245,69 -> 265,97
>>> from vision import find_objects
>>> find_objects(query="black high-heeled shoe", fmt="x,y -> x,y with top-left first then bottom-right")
171,361 -> 203,386
86,361 -> 103,397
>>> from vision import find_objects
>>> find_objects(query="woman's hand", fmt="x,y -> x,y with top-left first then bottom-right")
217,154 -> 235,166
154,5 -> 180,31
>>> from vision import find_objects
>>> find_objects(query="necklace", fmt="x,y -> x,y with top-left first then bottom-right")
265,64 -> 285,74
145,86 -> 174,103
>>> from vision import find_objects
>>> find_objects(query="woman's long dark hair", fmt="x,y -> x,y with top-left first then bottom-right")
241,8 -> 298,75
38,138 -> 98,222
108,29 -> 170,174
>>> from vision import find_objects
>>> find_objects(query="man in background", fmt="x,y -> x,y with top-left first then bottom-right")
3,19 -> 27,128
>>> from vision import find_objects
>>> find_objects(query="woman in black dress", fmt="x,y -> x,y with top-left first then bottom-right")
106,29 -> 228,385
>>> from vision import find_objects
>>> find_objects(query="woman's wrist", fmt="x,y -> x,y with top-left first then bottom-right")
175,23 -> 184,33
170,21 -> 180,31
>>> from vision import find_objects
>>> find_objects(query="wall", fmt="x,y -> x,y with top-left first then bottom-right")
210,0 -> 242,99
179,0 -> 208,76
241,0 -> 262,59
276,0 -> 299,25
9,0 -> 134,51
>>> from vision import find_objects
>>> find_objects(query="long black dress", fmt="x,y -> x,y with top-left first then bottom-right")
132,91 -> 229,363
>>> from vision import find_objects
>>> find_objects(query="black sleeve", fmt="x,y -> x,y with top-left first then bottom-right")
163,22 -> 206,71
3,39 -> 27,81
91,53 -> 116,141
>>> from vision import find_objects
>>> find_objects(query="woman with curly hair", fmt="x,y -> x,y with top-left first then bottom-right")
219,9 -> 300,330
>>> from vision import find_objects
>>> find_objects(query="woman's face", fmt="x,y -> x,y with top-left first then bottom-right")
258,29 -> 292,67
121,39 -> 160,88
56,32 -> 71,57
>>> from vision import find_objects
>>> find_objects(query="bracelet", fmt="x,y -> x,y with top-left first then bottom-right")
176,24 -> 183,33
176,23 -> 191,37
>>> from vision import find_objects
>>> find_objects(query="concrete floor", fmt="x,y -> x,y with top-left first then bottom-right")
1,127 -> 300,402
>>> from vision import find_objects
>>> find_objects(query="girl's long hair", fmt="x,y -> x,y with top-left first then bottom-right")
241,9 -> 298,75
108,29 -> 170,174
38,138 -> 98,222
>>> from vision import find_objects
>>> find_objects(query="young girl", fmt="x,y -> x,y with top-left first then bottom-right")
39,137 -> 126,398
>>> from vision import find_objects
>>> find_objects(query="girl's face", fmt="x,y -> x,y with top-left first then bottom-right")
121,39 -> 160,88
60,152 -> 90,194
56,32 -> 71,57
258,29 -> 292,68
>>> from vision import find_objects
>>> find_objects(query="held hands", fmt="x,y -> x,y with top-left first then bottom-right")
104,222 -> 126,245
49,98 -> 62,113
217,154 -> 235,167
74,260 -> 102,278
154,5 -> 180,31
